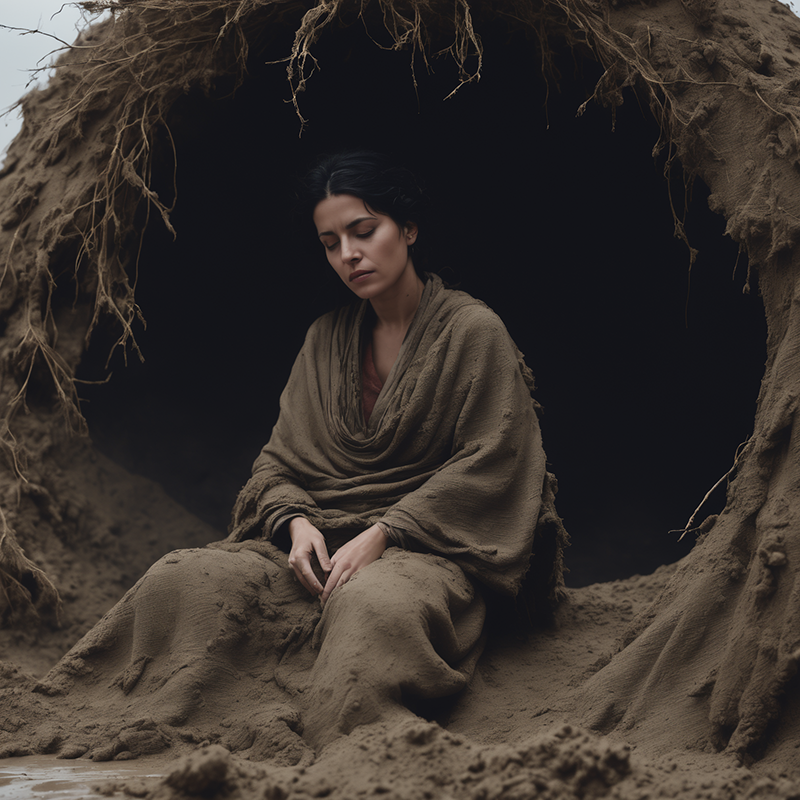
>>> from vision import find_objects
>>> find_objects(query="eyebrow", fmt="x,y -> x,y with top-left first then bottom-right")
317,215 -> 377,238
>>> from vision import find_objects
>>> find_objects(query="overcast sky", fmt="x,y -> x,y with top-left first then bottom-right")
2,0 -> 800,163
0,0 -> 108,162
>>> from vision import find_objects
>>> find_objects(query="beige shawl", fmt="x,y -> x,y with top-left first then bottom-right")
228,275 -> 563,597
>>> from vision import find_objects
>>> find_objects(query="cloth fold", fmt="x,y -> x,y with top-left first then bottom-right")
361,337 -> 383,425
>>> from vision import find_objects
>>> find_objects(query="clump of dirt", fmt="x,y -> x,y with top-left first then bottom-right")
119,720 -> 800,800
132,723 -> 632,800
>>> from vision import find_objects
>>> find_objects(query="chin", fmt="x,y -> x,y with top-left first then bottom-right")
347,282 -> 385,300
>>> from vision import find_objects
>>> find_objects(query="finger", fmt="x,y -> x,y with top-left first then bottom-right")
289,553 -> 323,595
302,564 -> 325,594
313,539 -> 332,573
336,570 -> 351,589
320,562 -> 347,605
293,564 -> 318,595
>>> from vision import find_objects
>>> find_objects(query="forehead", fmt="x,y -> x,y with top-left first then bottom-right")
313,194 -> 382,233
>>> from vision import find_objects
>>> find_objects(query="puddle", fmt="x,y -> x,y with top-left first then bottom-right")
0,755 -> 167,799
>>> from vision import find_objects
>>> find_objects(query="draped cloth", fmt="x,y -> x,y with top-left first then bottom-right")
361,338 -> 383,424
229,275 -> 567,603
29,542 -> 486,753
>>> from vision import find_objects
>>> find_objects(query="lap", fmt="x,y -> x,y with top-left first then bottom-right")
317,548 -> 486,666
326,548 -> 478,615
39,542 -> 485,752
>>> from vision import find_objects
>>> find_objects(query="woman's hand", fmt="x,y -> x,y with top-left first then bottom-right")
288,517 -> 332,596
320,524 -> 387,605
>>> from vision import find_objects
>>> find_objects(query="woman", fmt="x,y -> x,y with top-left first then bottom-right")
22,152 -> 566,762
225,151 -> 566,739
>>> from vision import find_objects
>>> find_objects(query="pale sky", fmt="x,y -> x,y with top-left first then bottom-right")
0,0 -> 103,162
2,0 -> 799,163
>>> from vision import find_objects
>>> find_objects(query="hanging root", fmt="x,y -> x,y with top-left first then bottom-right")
0,0 -> 265,471
282,0 -> 485,123
0,0 -> 723,468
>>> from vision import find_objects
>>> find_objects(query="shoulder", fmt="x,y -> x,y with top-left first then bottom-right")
423,276 -> 501,333
420,277 -> 517,354
443,294 -> 512,344
435,290 -> 535,394
304,309 -> 337,341
303,303 -> 360,345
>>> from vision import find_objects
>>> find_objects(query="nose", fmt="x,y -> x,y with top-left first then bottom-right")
340,237 -> 361,264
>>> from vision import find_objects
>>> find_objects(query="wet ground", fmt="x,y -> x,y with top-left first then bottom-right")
0,755 -> 168,799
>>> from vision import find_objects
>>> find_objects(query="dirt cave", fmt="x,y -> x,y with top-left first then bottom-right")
3,0 -> 800,795
75,19 -> 766,586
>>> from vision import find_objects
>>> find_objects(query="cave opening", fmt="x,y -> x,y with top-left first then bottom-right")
76,14 -> 766,586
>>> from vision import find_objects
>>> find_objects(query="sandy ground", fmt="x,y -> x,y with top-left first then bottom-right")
2,549 -> 799,799
0,566 -> 664,799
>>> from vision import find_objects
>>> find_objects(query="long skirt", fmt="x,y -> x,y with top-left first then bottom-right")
19,541 -> 485,762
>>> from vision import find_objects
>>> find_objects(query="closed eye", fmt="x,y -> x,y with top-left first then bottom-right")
356,229 -> 375,239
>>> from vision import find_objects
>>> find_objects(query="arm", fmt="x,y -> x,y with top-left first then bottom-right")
381,309 -> 547,594
229,311 -> 386,599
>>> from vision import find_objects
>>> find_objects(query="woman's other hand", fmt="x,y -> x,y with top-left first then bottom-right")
320,524 -> 387,605
288,517 -> 332,595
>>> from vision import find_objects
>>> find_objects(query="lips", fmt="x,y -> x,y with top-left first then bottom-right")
349,270 -> 374,282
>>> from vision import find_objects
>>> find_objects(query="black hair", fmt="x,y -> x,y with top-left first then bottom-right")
301,150 -> 428,271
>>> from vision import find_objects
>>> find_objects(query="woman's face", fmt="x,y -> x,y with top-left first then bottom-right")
313,194 -> 418,301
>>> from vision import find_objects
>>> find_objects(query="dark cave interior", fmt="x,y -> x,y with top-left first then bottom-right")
77,14 -> 767,586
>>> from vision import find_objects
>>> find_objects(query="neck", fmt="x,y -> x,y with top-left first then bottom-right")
369,266 -> 424,332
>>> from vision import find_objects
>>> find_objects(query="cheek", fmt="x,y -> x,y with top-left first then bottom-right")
376,233 -> 403,260
389,240 -> 408,262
